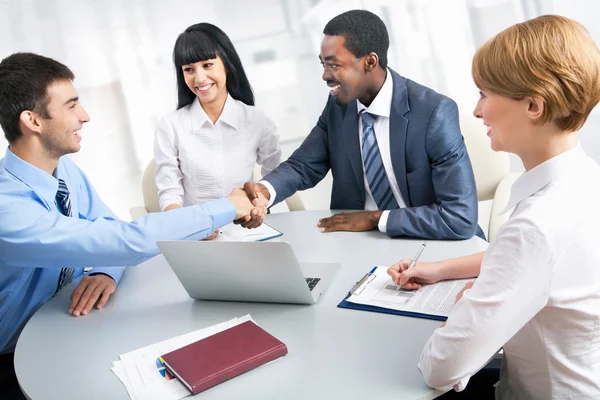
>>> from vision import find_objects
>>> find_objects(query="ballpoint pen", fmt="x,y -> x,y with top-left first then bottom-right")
397,242 -> 427,290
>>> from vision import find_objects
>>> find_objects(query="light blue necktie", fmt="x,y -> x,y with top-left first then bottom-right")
55,178 -> 75,293
361,111 -> 399,210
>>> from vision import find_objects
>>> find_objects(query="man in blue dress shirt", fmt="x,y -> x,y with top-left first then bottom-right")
0,52 -> 262,398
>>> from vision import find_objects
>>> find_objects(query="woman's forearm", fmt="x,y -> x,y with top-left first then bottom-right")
437,251 -> 485,280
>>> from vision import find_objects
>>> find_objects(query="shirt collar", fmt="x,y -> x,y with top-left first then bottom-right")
218,94 -> 239,130
190,93 -> 239,132
500,143 -> 586,215
3,147 -> 59,206
357,68 -> 393,118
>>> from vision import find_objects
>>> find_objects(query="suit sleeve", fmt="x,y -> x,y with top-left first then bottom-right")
385,98 -> 478,239
261,98 -> 332,206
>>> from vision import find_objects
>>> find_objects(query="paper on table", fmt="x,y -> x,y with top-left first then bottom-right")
213,222 -> 282,242
112,315 -> 255,400
347,266 -> 474,318
111,360 -> 136,399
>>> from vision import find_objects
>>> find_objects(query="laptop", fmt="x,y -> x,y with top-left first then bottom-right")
157,241 -> 340,305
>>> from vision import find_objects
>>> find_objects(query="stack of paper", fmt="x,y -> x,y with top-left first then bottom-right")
111,315 -> 255,400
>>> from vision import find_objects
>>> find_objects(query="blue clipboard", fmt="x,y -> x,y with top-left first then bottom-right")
254,223 -> 283,242
337,266 -> 447,321
256,230 -> 283,242
220,223 -> 282,242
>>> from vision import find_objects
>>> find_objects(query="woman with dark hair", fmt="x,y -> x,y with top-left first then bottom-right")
154,23 -> 281,238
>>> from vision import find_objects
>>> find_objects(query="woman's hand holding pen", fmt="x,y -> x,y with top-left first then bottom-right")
386,260 -> 442,290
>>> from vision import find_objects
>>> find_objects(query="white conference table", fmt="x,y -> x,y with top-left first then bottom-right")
15,210 -> 488,400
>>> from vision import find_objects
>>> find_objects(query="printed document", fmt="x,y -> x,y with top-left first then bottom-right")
347,266 -> 473,318
213,222 -> 282,242
111,315 -> 255,400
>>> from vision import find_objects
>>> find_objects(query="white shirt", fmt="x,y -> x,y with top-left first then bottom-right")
154,94 -> 281,211
262,70 -> 406,232
356,70 -> 407,231
419,144 -> 600,399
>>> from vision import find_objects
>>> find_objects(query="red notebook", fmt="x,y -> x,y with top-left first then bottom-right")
161,320 -> 288,395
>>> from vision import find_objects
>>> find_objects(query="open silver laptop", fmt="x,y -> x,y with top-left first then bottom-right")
157,241 -> 339,305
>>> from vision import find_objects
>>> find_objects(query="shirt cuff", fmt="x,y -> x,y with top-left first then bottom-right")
89,266 -> 125,284
378,210 -> 390,233
259,180 -> 277,208
202,198 -> 237,232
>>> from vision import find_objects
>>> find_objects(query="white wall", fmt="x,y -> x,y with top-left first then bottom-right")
1,0 -> 599,220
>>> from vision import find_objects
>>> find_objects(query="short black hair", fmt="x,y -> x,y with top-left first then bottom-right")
0,52 -> 74,143
323,10 -> 389,70
173,23 -> 254,109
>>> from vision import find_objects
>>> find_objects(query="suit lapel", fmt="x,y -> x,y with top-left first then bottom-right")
388,69 -> 411,206
343,101 -> 365,193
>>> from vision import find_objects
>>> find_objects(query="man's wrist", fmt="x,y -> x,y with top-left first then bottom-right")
257,183 -> 270,200
258,180 -> 276,207
88,272 -> 116,283
370,210 -> 384,228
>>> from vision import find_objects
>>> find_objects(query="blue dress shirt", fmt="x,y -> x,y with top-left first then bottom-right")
0,148 -> 236,354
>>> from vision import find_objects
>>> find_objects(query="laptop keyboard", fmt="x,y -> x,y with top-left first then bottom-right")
305,277 -> 321,291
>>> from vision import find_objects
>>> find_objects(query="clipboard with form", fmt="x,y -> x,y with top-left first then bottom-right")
213,222 -> 282,242
338,266 -> 474,321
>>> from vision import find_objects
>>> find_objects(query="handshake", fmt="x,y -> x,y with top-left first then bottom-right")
226,182 -> 272,229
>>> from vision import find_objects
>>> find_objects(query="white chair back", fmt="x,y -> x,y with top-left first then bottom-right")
460,114 -> 510,201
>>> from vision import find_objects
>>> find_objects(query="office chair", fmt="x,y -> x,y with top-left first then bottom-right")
460,114 -> 520,242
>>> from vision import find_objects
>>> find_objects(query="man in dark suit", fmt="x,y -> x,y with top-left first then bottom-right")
241,9 -> 482,240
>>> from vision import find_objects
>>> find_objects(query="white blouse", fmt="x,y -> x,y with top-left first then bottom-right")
154,94 -> 281,210
419,144 -> 600,399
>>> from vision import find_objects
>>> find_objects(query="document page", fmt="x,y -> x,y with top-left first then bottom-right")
213,222 -> 282,242
347,266 -> 473,318
111,315 -> 256,400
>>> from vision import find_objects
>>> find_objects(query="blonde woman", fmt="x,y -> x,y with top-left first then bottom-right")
388,15 -> 600,399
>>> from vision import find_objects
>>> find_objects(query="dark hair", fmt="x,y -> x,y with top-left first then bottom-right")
173,23 -> 254,109
0,52 -> 74,143
323,10 -> 389,70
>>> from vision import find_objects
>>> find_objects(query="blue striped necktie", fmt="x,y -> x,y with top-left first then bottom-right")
55,178 -> 75,293
361,111 -> 399,210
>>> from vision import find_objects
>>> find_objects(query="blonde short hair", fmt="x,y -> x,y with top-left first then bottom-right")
472,15 -> 600,132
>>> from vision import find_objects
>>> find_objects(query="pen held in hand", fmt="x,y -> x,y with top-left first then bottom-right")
396,242 -> 427,291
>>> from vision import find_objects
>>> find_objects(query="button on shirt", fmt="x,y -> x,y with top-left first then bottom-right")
0,148 -> 235,354
154,94 -> 281,210
418,144 -> 600,399
262,70 -> 407,232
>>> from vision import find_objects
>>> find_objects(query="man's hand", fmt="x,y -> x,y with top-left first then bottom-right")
241,182 -> 271,206
69,274 -> 116,317
455,281 -> 474,303
233,182 -> 270,229
227,187 -> 266,228
387,259 -> 441,290
317,211 -> 383,233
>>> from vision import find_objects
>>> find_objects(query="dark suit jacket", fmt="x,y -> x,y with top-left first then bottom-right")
264,69 -> 482,240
